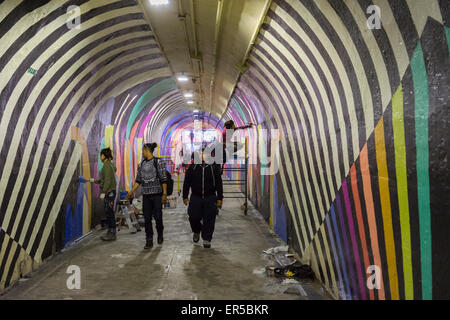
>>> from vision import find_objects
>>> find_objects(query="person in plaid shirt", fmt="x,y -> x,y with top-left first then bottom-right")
127,143 -> 168,249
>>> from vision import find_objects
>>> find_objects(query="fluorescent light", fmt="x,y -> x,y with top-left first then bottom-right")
184,92 -> 194,98
187,100 -> 194,105
150,0 -> 169,5
193,110 -> 199,113
177,75 -> 189,82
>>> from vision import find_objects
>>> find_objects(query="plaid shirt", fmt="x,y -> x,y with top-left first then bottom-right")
135,158 -> 168,195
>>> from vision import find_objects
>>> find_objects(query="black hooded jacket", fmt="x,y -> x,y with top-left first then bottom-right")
183,163 -> 223,200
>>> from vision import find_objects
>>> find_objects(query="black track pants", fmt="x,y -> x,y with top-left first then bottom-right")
188,194 -> 218,242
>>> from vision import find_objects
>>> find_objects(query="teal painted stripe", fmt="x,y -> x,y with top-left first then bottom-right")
128,142 -> 133,190
126,78 -> 177,139
231,98 -> 249,126
230,98 -> 249,182
445,27 -> 450,55
411,43 -> 432,300
97,137 -> 106,175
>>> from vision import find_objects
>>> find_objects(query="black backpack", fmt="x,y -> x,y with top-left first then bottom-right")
153,158 -> 174,196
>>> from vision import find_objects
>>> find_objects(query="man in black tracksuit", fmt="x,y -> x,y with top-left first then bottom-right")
183,151 -> 223,248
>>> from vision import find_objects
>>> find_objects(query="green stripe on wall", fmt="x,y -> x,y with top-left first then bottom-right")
97,137 -> 106,175
445,27 -> 450,55
126,78 -> 177,140
392,84 -> 414,300
410,43 -> 432,300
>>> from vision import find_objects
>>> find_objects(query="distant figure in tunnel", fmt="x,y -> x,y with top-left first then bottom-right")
89,148 -> 117,241
183,148 -> 223,248
127,143 -> 168,249
221,120 -> 254,174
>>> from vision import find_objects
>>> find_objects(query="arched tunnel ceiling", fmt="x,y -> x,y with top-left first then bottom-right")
140,0 -> 270,118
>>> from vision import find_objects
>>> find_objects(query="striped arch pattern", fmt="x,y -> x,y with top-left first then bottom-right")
0,0 -> 190,290
224,0 -> 449,299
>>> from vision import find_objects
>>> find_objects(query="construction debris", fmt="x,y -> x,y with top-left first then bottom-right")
262,245 -> 315,281
274,261 -> 315,280
263,245 -> 289,255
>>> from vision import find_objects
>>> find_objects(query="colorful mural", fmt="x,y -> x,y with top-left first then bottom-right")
222,0 -> 450,299
0,0 -> 186,291
0,0 -> 448,300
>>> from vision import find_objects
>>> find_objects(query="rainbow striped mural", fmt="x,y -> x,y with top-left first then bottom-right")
0,0 -> 448,300
223,0 -> 450,299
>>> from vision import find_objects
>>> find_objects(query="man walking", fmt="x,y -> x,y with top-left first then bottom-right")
183,149 -> 223,248
127,143 -> 168,249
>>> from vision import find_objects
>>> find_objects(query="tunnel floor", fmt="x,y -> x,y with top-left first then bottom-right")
0,178 -> 328,300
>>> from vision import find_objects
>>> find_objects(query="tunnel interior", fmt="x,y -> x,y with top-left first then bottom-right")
0,0 -> 449,300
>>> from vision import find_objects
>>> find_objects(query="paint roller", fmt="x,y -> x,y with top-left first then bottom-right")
79,176 -> 88,183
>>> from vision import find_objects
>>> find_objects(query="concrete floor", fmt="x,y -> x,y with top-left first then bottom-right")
0,178 -> 328,300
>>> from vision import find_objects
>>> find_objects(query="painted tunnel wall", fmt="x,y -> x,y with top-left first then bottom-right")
0,0 -> 204,291
0,0 -> 449,300
223,0 -> 450,300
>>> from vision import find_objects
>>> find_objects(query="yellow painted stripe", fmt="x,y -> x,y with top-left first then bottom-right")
105,126 -> 114,150
137,138 -> 143,164
392,85 -> 414,299
374,117 -> 399,299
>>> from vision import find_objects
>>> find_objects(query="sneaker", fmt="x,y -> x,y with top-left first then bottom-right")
144,239 -> 153,249
157,234 -> 164,245
193,233 -> 200,243
203,240 -> 211,248
101,229 -> 116,241
100,219 -> 108,230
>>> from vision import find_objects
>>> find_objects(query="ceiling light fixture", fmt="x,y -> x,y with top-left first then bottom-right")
184,92 -> 194,98
150,0 -> 169,5
187,100 -> 194,105
177,74 -> 189,82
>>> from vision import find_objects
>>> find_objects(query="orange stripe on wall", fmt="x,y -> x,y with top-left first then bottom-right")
350,163 -> 374,300
374,117 -> 399,300
360,144 -> 385,300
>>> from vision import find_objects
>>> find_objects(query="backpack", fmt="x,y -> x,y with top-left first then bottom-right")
153,158 -> 174,196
